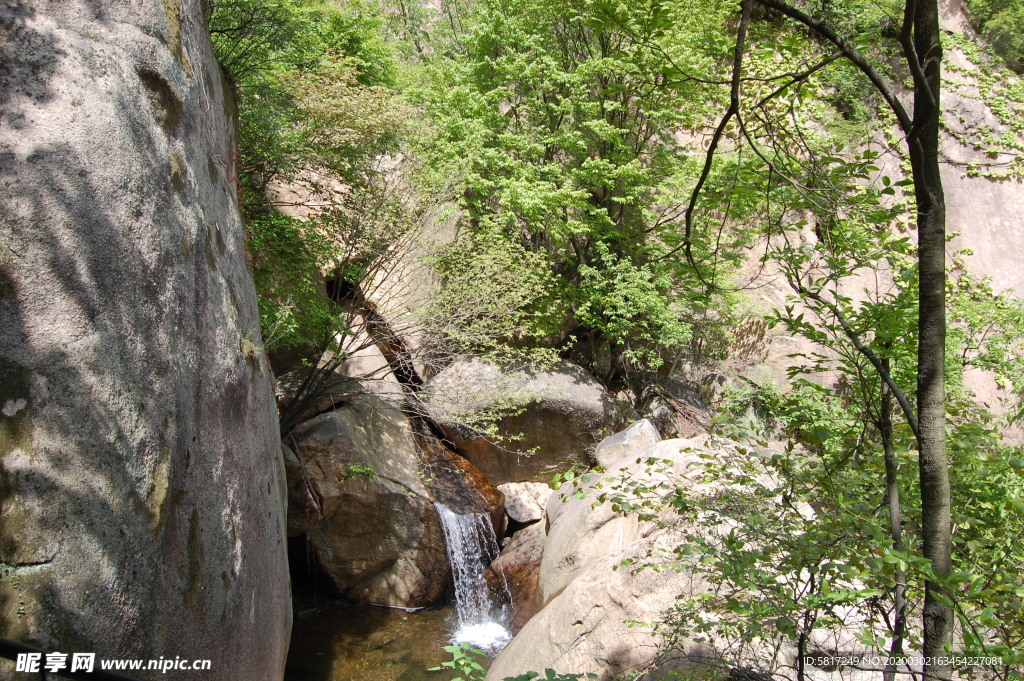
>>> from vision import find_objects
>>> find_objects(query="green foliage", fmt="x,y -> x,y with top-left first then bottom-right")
337,462 -> 375,483
655,440 -> 918,658
210,0 -> 393,87
421,232 -> 564,361
209,2 -> 1024,674
747,155 -> 1024,677
576,244 -> 693,369
428,643 -> 598,681
943,32 -> 1024,181
593,381 -> 1024,676
948,264 -> 1024,424
407,0 -> 739,380
247,211 -> 337,350
503,672 -> 598,681
606,5 -> 1024,672
210,0 -> 411,354
429,643 -> 488,681
212,0 -> 402,196
965,0 -> 1024,71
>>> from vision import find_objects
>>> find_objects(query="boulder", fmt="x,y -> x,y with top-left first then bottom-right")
291,394 -> 450,607
490,436 -> 717,680
0,1 -> 290,676
538,439 -> 695,602
489,436 -> 851,681
290,392 -> 504,607
636,381 -> 713,439
423,358 -> 624,484
485,521 -> 546,633
487,525 -> 702,681
498,482 -> 552,524
593,419 -> 661,469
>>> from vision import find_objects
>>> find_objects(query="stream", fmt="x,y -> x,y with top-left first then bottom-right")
284,601 -> 459,681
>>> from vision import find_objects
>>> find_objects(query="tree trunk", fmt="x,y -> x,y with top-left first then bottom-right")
881,360 -> 908,681
905,2 -> 953,678
714,2 -> 954,674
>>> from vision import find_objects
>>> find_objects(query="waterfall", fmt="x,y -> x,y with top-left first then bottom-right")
435,503 -> 512,654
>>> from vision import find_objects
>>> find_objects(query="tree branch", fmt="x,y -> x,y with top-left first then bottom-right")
659,0 -> 752,274
800,286 -> 922,443
900,0 -> 937,122
754,0 -> 913,135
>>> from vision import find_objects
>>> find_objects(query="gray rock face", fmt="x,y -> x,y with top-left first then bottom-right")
423,358 -> 624,484
497,482 -> 551,524
593,419 -> 661,469
291,394 -> 450,607
0,1 -> 290,676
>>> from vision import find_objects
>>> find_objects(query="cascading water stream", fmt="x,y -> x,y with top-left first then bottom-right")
434,503 -> 512,654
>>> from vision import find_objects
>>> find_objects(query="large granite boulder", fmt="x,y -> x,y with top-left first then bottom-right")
0,1 -> 290,676
290,392 -> 502,607
487,523 -> 702,681
291,394 -> 448,607
488,436 -> 717,680
423,358 -> 624,484
488,434 -> 824,681
592,419 -> 661,469
538,438 -> 689,602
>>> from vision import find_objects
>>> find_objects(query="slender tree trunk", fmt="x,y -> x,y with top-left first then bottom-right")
881,360 -> 908,681
905,2 -> 953,678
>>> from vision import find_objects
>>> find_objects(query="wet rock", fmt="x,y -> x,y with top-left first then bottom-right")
486,521 -> 546,633
417,426 -> 506,536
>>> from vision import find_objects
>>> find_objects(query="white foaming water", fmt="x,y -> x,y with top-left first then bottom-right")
452,621 -> 512,654
435,503 -> 512,655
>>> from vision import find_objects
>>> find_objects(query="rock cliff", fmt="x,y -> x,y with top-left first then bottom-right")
0,1 -> 291,677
